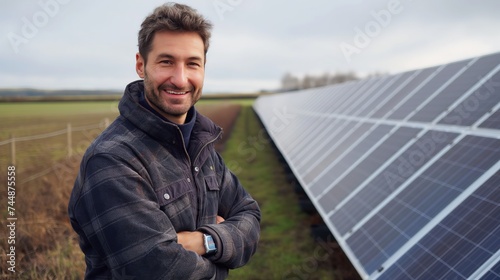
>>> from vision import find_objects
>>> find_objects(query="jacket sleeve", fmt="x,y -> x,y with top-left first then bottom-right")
198,152 -> 261,269
68,153 -> 227,280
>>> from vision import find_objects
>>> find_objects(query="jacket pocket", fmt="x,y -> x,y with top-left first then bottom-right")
205,175 -> 220,192
155,179 -> 196,230
202,175 -> 220,224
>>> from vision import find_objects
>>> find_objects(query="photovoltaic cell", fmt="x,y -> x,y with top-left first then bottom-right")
299,122 -> 376,183
359,72 -> 414,115
281,114 -> 318,152
341,78 -> 381,111
480,108 -> 500,129
291,118 -> 350,158
355,76 -> 400,117
377,170 -> 500,280
316,127 -> 420,211
253,51 -> 500,279
388,59 -> 470,120
347,136 -> 500,274
370,67 -> 437,119
331,130 -> 460,236
310,125 -> 393,195
410,53 -> 500,123
438,70 -> 500,126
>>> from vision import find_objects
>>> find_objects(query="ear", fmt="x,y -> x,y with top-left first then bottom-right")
136,52 -> 145,78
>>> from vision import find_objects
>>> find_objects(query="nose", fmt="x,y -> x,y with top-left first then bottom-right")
169,64 -> 188,89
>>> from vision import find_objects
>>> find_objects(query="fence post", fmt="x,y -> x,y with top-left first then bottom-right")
10,135 -> 16,165
67,123 -> 73,158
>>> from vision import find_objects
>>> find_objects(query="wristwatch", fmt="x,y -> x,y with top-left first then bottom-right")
203,233 -> 217,255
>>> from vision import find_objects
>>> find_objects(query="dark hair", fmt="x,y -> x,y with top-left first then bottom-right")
138,3 -> 213,63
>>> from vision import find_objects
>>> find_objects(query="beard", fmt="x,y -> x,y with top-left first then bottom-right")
143,72 -> 197,118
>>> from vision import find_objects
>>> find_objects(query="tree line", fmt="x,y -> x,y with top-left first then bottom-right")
280,71 -> 385,91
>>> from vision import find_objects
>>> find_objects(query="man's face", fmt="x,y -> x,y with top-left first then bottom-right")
136,30 -> 205,124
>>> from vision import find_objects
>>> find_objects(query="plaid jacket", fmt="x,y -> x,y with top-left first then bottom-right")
68,80 -> 261,279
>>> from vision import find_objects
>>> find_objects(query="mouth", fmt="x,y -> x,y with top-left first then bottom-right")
163,89 -> 189,95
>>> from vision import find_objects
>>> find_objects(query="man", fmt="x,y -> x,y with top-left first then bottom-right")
68,3 -> 261,279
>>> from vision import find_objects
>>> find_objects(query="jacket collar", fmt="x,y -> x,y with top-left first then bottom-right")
119,80 -> 222,150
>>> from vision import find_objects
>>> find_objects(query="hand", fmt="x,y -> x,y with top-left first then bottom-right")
216,215 -> 225,224
177,216 -> 225,255
177,231 -> 205,255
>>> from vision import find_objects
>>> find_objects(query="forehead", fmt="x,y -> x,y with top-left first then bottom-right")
149,30 -> 204,59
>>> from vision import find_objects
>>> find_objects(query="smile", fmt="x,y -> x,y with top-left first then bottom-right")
164,90 -> 189,95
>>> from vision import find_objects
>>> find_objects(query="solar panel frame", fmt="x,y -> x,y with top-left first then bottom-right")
480,107 -> 500,129
478,258 -> 500,280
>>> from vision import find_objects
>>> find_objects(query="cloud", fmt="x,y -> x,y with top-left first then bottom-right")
1,0 -> 500,92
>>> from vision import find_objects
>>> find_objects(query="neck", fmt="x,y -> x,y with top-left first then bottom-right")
144,94 -> 186,124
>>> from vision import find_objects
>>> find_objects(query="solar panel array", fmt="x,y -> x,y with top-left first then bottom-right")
253,52 -> 500,280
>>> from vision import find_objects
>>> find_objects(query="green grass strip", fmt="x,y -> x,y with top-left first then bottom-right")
222,105 -> 338,280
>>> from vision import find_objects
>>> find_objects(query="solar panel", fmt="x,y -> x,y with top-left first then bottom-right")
253,51 -> 500,279
378,170 -> 500,280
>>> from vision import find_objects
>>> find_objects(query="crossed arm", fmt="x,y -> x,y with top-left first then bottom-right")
69,153 -> 260,279
177,215 -> 225,255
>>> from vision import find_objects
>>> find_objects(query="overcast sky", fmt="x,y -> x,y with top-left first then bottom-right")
1,0 -> 500,93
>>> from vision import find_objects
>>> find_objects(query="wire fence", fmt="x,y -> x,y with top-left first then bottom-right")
0,118 -> 110,184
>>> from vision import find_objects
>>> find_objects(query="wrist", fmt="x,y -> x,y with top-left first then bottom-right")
177,231 -> 206,256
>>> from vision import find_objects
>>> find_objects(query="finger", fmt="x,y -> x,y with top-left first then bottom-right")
216,215 -> 225,224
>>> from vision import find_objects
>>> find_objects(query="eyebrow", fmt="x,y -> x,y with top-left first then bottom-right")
156,53 -> 203,62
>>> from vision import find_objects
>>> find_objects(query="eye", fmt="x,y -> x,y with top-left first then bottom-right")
188,62 -> 201,68
160,60 -> 173,65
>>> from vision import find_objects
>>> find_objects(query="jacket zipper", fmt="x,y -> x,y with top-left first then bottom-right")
193,130 -> 223,164
177,127 -> 223,227
194,130 -> 222,227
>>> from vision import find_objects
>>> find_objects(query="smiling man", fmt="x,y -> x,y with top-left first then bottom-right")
138,30 -> 205,124
68,3 -> 261,279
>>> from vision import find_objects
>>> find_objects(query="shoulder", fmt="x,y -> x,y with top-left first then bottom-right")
194,110 -> 222,135
83,116 -> 149,162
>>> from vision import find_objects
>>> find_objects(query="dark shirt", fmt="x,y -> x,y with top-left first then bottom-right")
139,91 -> 196,149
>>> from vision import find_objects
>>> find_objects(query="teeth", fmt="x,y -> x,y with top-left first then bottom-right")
166,90 -> 187,95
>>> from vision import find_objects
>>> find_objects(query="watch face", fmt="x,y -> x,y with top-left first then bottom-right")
204,234 -> 217,254
207,236 -> 216,250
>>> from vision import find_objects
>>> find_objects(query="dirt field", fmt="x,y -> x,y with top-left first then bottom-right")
196,103 -> 242,152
